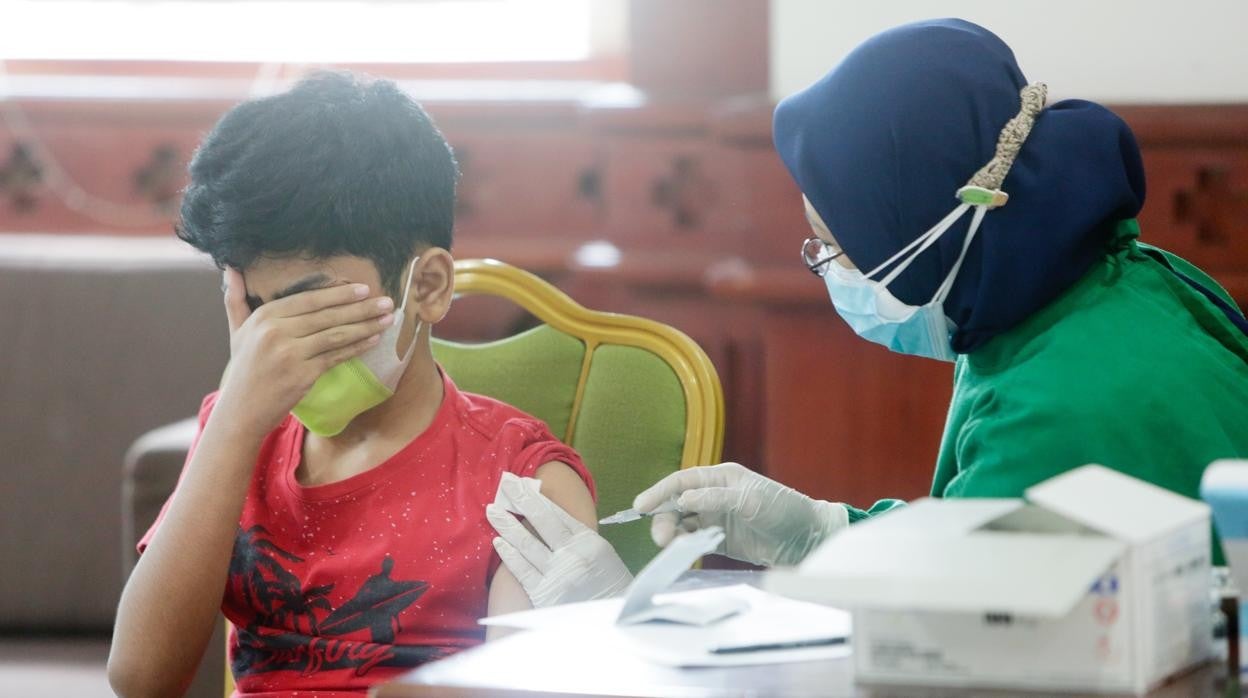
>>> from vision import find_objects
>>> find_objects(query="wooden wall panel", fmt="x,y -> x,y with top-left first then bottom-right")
758,310 -> 952,505
1137,147 -> 1248,273
442,129 -> 600,243
0,121 -> 203,233
597,135 -> 740,250
731,146 -> 808,266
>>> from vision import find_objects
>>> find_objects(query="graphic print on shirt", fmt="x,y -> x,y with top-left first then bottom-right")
228,525 -> 448,679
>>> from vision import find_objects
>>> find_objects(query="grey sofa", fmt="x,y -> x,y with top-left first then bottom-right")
0,234 -> 228,696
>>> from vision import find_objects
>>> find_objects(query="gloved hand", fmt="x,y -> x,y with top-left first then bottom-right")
487,475 -> 632,608
633,462 -> 849,567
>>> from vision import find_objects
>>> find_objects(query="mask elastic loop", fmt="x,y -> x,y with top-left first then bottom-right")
872,203 -> 972,288
396,255 -> 421,313
395,254 -> 424,364
866,83 -> 1047,292
933,204 -> 988,304
397,321 -> 423,365
860,223 -> 939,281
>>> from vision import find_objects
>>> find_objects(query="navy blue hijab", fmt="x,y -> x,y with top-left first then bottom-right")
773,19 -> 1147,353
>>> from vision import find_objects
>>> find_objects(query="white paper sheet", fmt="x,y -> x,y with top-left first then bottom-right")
482,584 -> 852,667
493,471 -> 541,514
617,526 -> 728,624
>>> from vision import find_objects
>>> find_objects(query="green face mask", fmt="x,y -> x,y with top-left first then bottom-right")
291,257 -> 423,437
290,359 -> 399,437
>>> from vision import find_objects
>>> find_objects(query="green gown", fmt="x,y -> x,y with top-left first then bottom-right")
848,220 -> 1248,563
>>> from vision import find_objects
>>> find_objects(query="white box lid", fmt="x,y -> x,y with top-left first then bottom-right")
1025,465 -> 1209,543
770,525 -> 1123,617
767,466 -> 1206,618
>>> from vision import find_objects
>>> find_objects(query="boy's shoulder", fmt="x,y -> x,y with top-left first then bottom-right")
440,377 -> 590,494
449,384 -> 556,445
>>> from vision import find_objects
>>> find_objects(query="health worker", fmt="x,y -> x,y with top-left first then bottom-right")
489,19 -> 1248,606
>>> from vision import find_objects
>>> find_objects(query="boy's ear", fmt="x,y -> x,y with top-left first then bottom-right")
411,248 -> 454,324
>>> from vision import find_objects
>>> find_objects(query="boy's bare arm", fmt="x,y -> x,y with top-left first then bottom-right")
109,416 -> 264,698
108,271 -> 393,698
485,462 -> 597,638
531,461 -> 599,527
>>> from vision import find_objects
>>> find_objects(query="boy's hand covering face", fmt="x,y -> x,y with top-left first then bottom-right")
215,267 -> 397,437
487,473 -> 632,608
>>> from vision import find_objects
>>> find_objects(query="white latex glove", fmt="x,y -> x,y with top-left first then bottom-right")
487,475 -> 632,608
632,462 -> 849,567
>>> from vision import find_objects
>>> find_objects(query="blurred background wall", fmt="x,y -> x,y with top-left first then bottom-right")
773,0 -> 1248,102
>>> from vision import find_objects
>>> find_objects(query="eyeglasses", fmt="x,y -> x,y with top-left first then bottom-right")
801,236 -> 845,277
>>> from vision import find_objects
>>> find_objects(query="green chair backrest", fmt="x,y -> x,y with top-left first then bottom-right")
432,260 -> 724,571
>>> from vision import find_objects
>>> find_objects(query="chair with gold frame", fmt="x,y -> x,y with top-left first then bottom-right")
434,258 -> 724,568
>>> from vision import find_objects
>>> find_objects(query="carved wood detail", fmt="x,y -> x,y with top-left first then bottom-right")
1174,166 -> 1248,245
0,143 -> 43,213
132,143 -> 183,214
650,155 -> 714,230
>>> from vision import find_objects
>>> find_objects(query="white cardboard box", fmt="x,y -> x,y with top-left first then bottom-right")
767,465 -> 1214,694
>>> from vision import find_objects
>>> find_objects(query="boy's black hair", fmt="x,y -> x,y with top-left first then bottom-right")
176,71 -> 458,296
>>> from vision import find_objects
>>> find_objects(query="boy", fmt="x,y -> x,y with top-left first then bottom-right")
108,72 -> 598,697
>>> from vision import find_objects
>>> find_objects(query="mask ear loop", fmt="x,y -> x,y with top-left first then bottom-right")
395,255 -> 424,364
932,204 -> 988,305
396,255 -> 420,314
868,203 -> 973,287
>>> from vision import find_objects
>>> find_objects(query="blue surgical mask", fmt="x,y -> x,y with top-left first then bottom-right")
822,200 -> 988,362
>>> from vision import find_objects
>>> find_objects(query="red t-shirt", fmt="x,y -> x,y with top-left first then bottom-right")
139,370 -> 593,697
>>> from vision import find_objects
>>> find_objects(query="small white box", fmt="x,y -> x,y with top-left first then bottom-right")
767,465 -> 1214,694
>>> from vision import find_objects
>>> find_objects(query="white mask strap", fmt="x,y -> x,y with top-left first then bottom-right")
395,255 -> 423,363
398,321 -> 423,364
869,203 -> 972,288
933,204 -> 987,304
396,255 -> 421,313
855,83 -> 1046,306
